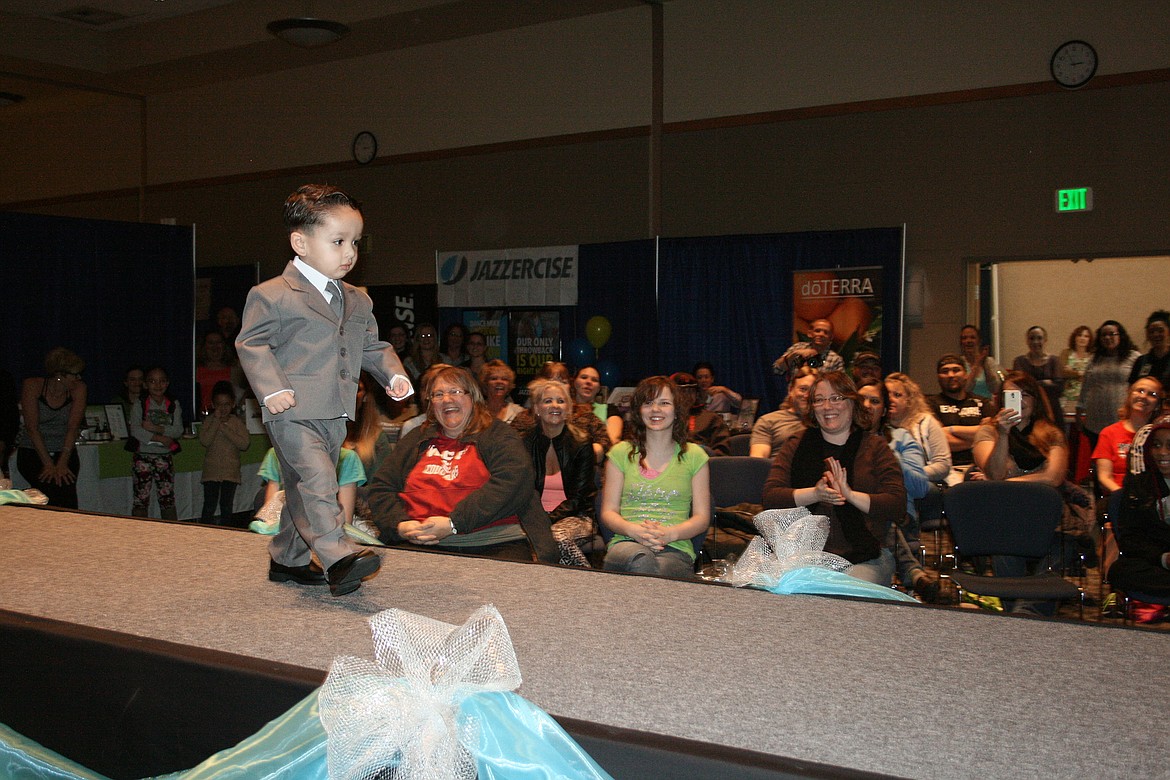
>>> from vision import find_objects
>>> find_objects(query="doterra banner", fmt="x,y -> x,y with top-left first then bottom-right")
436,245 -> 579,307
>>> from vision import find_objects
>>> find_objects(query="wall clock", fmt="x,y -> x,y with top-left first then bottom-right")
352,131 -> 377,164
1050,40 -> 1097,89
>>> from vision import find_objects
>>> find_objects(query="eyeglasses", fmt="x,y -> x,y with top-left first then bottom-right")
1133,387 -> 1162,398
430,388 -> 468,400
812,394 -> 849,406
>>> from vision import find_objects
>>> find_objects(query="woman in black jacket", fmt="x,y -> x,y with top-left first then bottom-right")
522,379 -> 597,566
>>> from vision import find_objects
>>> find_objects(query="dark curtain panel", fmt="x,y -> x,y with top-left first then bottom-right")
657,228 -> 904,412
0,212 -> 195,420
575,239 -> 659,387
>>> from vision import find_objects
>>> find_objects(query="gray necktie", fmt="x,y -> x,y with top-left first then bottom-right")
327,281 -> 344,321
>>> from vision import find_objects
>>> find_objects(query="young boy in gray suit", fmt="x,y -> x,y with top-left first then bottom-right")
237,184 -> 413,596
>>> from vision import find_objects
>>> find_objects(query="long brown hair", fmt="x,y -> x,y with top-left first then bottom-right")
624,376 -> 689,464
995,370 -> 1065,455
345,372 -> 384,467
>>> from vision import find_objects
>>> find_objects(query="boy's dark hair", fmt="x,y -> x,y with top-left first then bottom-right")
283,184 -> 361,234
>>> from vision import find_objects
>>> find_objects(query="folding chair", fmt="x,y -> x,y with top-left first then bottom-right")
943,481 -> 1084,619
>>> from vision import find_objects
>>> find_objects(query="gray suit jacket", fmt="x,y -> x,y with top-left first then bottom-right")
236,262 -> 408,423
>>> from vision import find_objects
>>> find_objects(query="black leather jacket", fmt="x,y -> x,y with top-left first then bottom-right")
522,426 -> 596,522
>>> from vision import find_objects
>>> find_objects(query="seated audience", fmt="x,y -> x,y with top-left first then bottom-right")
1110,418 -> 1170,621
750,366 -> 817,459
521,379 -> 598,566
693,361 -> 742,413
1128,310 -> 1170,389
345,372 -> 397,534
849,350 -> 883,388
16,347 -> 88,508
959,324 -> 1002,399
366,366 -> 558,562
885,372 -> 952,486
386,321 -> 411,363
927,353 -> 988,478
1093,377 -> 1163,494
601,376 -> 711,578
1011,326 -> 1065,422
762,371 -> 906,585
857,379 -> 940,601
440,322 -> 471,367
403,322 -> 443,385
773,318 -> 843,375
572,365 -> 608,421
670,372 -> 730,455
479,359 -> 525,423
466,330 -> 489,374
1079,320 -> 1141,451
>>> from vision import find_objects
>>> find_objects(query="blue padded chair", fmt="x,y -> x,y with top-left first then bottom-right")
943,481 -> 1084,618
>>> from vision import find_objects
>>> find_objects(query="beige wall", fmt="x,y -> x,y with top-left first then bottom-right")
4,1 -> 1170,385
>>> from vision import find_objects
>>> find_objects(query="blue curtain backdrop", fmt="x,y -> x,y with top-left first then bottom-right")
656,228 -> 904,412
0,212 -> 196,420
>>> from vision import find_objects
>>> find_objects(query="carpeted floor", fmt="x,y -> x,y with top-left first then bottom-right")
1,504 -> 1168,779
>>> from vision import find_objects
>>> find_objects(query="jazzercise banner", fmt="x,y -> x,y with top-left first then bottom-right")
436,245 -> 579,307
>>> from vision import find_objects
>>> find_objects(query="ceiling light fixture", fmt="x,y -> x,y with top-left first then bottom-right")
267,17 -> 350,48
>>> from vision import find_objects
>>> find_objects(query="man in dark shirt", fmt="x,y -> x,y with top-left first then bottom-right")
926,353 -> 988,473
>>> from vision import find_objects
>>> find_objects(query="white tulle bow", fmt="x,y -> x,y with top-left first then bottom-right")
726,507 -> 852,588
318,604 -> 522,780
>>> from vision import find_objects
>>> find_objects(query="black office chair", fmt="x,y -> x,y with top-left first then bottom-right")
709,456 -> 772,537
728,433 -> 752,456
943,481 -> 1084,618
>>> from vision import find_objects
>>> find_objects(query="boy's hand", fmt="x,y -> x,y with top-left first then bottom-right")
387,375 -> 414,401
265,390 -> 296,414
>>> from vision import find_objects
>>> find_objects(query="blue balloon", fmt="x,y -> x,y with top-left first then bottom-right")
595,358 -> 620,388
567,337 -> 593,368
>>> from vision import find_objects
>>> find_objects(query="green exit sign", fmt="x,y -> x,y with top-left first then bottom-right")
1055,187 -> 1093,212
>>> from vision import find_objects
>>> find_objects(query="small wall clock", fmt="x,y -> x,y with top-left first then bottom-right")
1050,40 -> 1097,89
352,131 -> 377,164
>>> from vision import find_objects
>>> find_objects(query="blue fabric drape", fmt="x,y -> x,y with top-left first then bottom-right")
0,213 -> 196,420
656,228 -> 904,412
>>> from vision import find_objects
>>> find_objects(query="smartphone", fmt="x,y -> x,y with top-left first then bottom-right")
1004,389 -> 1022,416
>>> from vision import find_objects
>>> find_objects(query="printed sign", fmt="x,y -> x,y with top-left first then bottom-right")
792,266 -> 883,363
436,246 -> 578,307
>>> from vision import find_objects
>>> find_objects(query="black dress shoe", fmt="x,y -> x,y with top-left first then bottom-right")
269,559 -> 327,586
326,549 -> 381,596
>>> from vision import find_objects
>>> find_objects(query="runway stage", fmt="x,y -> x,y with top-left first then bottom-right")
0,504 -> 1165,779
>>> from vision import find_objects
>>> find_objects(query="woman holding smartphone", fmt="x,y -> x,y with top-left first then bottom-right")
972,370 -> 1067,485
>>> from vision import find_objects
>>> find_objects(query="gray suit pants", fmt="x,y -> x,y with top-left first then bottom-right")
265,417 -> 357,570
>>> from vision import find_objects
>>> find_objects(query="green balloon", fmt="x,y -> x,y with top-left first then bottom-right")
585,316 -> 612,349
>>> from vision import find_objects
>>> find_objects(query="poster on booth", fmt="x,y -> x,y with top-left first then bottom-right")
792,267 -> 882,365
509,311 -> 561,396
463,310 -> 508,363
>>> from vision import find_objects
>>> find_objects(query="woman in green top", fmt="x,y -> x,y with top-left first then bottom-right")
600,376 -> 711,578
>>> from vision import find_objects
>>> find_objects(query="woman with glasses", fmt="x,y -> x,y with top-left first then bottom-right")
15,347 -> 88,508
762,371 -> 906,585
366,365 -> 558,562
1078,320 -> 1140,451
1092,377 -> 1163,494
600,375 -> 711,578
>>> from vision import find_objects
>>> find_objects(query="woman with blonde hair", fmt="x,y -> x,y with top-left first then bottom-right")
521,379 -> 597,566
884,372 -> 952,485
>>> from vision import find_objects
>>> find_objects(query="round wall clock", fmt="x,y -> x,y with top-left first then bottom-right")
352,131 -> 377,164
1050,40 -> 1097,89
